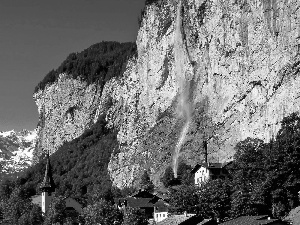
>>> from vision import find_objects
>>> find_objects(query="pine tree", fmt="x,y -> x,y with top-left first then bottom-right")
139,171 -> 154,193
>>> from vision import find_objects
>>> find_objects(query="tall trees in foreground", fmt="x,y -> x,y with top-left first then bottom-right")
229,112 -> 300,218
166,113 -> 300,219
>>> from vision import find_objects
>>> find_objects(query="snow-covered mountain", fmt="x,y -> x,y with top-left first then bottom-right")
0,129 -> 37,176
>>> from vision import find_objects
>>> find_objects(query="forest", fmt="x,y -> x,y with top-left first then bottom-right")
34,41 -> 137,93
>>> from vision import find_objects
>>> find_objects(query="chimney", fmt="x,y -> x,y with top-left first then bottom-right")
203,140 -> 208,163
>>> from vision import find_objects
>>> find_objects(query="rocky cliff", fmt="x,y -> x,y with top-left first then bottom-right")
34,0 -> 300,188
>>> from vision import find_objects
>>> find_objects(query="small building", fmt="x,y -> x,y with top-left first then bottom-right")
219,215 -> 288,225
153,199 -> 169,223
156,213 -> 217,225
191,162 -> 229,186
116,189 -> 169,222
191,140 -> 230,186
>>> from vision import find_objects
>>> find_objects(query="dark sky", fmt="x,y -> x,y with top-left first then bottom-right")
0,0 -> 145,131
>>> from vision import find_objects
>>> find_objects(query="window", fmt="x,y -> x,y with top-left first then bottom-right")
163,214 -> 165,217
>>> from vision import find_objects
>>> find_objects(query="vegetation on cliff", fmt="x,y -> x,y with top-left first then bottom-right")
34,41 -> 137,93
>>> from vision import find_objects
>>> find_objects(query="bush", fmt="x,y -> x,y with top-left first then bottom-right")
139,171 -> 154,193
81,199 -> 123,225
122,207 -> 148,225
196,179 -> 231,220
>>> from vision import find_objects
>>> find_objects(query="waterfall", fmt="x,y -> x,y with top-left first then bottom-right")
172,0 -> 193,178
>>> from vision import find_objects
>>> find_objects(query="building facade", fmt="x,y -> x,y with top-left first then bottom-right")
191,163 -> 229,186
154,199 -> 169,223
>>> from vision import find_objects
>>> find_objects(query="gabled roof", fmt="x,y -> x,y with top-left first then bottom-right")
126,197 -> 154,208
131,189 -> 155,198
156,214 -> 213,225
31,195 -> 82,213
115,190 -> 169,210
40,151 -> 55,192
31,195 -> 43,208
285,206 -> 300,224
219,215 -> 285,225
154,199 -> 169,212
191,163 -> 223,174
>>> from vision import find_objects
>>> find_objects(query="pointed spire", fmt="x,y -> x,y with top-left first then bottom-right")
40,150 -> 55,192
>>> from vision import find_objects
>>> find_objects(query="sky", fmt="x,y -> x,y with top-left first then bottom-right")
0,0 -> 145,132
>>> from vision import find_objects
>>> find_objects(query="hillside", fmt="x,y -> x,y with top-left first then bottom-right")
30,0 -> 300,190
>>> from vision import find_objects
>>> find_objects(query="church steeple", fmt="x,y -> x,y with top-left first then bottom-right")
40,150 -> 55,193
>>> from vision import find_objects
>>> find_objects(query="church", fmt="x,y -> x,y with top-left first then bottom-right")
31,151 -> 82,216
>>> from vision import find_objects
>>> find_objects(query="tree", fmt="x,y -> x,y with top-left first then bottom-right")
230,138 -> 269,217
122,207 -> 148,225
139,170 -> 154,193
0,187 -> 33,224
177,161 -> 193,185
168,185 -> 199,214
44,195 -> 66,225
0,178 -> 15,200
28,204 -> 44,225
17,204 -> 43,225
161,166 -> 174,188
266,113 -> 300,217
229,113 -> 300,218
196,179 -> 231,220
81,199 -> 123,225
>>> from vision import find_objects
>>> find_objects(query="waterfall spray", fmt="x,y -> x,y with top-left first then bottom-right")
172,0 -> 193,178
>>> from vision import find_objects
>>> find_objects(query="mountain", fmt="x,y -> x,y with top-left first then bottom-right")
32,0 -> 300,189
0,129 -> 37,178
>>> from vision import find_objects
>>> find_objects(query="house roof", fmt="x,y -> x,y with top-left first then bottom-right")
154,199 -> 169,212
126,197 -> 154,208
31,195 -> 43,208
191,163 -> 223,174
285,206 -> 300,224
31,195 -> 82,213
197,219 -> 218,225
156,214 -> 213,225
116,190 -> 169,210
219,215 -> 285,225
131,189 -> 155,198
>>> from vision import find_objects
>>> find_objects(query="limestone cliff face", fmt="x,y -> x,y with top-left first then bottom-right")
35,0 -> 300,188
33,74 -> 102,161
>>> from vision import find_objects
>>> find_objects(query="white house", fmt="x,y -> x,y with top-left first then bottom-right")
153,199 -> 169,223
191,162 -> 230,186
